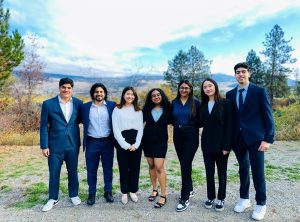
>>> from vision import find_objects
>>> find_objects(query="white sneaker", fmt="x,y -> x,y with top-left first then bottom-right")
234,198 -> 251,213
70,196 -> 81,206
129,192 -> 138,202
121,194 -> 128,204
42,199 -> 59,212
252,205 -> 267,220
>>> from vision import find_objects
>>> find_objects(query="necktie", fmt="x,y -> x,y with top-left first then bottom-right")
239,88 -> 245,111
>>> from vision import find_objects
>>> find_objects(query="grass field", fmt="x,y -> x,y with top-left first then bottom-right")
0,141 -> 299,209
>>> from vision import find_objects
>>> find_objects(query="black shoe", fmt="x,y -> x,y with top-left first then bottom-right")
215,199 -> 225,212
176,199 -> 190,212
204,199 -> 215,209
87,194 -> 95,206
104,191 -> 114,203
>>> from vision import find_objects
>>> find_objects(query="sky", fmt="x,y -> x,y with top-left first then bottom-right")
5,0 -> 300,77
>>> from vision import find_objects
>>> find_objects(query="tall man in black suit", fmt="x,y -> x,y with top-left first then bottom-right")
226,62 -> 275,221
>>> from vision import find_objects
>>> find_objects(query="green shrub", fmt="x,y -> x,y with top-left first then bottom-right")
274,103 -> 300,140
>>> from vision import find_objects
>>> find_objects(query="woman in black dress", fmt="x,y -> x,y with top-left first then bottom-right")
199,78 -> 233,211
142,88 -> 171,208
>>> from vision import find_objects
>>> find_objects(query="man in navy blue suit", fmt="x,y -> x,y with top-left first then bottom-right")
81,83 -> 116,205
40,78 -> 83,212
226,62 -> 275,221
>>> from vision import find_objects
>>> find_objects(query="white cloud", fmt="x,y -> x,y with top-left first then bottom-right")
9,0 -> 300,75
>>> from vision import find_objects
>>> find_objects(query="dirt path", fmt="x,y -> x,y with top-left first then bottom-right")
0,141 -> 300,221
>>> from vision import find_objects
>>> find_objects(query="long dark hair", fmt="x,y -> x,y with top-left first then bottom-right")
200,78 -> 224,124
117,86 -> 141,111
176,80 -> 196,116
200,78 -> 222,103
143,88 -> 171,112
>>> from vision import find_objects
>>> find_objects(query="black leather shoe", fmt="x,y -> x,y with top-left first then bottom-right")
87,194 -> 95,206
104,191 -> 114,203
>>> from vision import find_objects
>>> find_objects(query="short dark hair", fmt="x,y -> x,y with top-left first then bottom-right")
234,62 -> 251,73
90,83 -> 108,100
59,78 -> 74,87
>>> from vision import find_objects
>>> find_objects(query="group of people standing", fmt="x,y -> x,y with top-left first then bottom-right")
40,62 -> 275,221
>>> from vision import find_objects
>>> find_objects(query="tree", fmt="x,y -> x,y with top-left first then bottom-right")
0,0 -> 24,91
246,49 -> 266,87
12,34 -> 45,132
164,46 -> 211,92
261,24 -> 297,104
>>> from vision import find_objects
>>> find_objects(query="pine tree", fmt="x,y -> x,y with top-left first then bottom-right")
261,24 -> 297,104
0,0 -> 24,91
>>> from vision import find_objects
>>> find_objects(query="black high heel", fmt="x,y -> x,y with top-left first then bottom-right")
148,189 -> 159,202
154,195 -> 167,208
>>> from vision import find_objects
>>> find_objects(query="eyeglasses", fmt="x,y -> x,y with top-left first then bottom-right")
180,87 -> 190,90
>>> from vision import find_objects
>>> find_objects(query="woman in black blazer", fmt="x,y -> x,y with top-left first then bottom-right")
199,78 -> 233,212
142,88 -> 171,208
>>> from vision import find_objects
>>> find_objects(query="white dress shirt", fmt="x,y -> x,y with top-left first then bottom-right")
87,101 -> 111,138
112,105 -> 143,150
58,96 -> 73,123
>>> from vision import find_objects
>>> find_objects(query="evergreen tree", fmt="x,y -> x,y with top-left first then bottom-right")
261,24 -> 296,104
164,45 -> 211,92
246,49 -> 265,87
0,0 -> 24,91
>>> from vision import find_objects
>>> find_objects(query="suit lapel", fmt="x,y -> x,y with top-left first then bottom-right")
54,96 -> 67,123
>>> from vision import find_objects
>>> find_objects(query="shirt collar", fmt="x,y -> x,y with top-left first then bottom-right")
237,83 -> 250,92
58,95 -> 73,104
92,100 -> 107,107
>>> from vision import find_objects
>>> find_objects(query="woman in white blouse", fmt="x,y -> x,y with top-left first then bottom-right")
112,86 -> 143,204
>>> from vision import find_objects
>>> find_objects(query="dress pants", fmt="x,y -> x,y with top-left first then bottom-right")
48,147 -> 79,200
173,126 -> 199,201
85,137 -> 114,194
116,147 -> 142,194
235,132 -> 266,205
203,151 -> 229,201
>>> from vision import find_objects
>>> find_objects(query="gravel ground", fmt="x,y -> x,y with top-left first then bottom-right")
0,141 -> 300,222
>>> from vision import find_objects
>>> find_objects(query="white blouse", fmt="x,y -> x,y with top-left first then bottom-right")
112,105 -> 143,150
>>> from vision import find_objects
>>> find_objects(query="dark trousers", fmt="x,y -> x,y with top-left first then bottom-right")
85,137 -> 114,194
234,133 -> 266,205
116,147 -> 142,194
203,151 -> 229,201
48,148 -> 79,200
173,126 -> 199,201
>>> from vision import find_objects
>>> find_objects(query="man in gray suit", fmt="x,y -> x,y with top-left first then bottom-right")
40,78 -> 83,212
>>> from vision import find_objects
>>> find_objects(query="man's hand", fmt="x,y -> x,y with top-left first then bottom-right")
258,141 -> 270,152
42,148 -> 50,157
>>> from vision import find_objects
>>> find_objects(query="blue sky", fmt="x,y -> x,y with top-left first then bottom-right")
5,0 -> 300,77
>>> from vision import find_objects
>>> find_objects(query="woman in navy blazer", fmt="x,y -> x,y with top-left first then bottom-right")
172,80 -> 201,212
199,78 -> 233,212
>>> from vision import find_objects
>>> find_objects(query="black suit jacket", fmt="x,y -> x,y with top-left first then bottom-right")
142,107 -> 171,146
199,99 -> 233,153
226,83 -> 275,149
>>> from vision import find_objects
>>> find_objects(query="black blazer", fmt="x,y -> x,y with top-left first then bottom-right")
226,83 -> 275,149
199,99 -> 233,153
142,107 -> 171,146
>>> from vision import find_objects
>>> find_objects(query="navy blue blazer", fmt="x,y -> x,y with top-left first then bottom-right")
40,96 -> 83,152
226,83 -> 275,149
81,100 -> 116,151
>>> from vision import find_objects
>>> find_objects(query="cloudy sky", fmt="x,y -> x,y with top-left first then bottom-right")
5,0 -> 300,77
